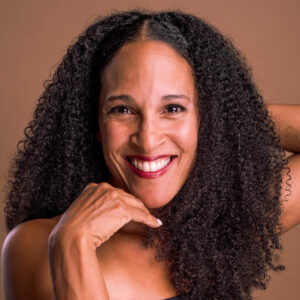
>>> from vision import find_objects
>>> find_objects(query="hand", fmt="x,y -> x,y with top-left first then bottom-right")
49,182 -> 162,250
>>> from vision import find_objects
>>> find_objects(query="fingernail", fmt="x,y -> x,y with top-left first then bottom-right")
157,218 -> 163,226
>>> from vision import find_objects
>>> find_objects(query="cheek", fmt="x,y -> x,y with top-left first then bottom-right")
100,121 -> 131,151
171,118 -> 198,151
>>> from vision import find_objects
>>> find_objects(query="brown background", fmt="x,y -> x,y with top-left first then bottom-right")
0,0 -> 299,299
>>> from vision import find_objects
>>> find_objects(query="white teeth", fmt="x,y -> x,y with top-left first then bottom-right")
129,157 -> 172,172
143,161 -> 150,172
157,160 -> 162,169
149,161 -> 155,172
133,159 -> 138,168
138,160 -> 143,170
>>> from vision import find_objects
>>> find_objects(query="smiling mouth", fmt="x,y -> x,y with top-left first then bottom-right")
125,155 -> 177,178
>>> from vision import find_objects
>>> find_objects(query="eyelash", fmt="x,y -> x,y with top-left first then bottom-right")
108,105 -> 132,115
164,104 -> 186,113
108,104 -> 187,115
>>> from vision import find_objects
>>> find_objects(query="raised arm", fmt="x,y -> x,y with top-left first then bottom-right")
267,104 -> 300,153
267,104 -> 300,232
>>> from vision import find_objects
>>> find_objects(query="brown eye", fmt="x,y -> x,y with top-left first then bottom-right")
164,104 -> 186,113
108,106 -> 133,114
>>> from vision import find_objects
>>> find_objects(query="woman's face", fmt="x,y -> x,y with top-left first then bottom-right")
98,40 -> 199,208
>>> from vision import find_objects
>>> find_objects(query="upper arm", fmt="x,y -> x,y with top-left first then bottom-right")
1,220 -> 53,300
280,153 -> 300,233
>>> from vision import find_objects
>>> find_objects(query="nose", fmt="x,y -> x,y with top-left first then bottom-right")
130,115 -> 164,153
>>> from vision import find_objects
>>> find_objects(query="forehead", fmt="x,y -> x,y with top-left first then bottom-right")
100,40 -> 195,92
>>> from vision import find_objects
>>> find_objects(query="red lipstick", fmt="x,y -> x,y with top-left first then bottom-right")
125,155 -> 176,178
126,155 -> 171,161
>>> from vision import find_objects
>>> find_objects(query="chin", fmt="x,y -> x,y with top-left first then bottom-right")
133,190 -> 175,209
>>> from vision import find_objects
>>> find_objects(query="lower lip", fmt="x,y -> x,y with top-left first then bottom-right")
125,157 -> 176,178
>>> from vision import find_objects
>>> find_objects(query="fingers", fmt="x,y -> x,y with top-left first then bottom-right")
55,181 -> 163,250
131,206 -> 162,228
84,182 -> 162,228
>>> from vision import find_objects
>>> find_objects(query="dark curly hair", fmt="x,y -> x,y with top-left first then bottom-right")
4,8 -> 289,299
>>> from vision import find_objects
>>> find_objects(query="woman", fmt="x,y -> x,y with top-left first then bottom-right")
2,9 -> 300,300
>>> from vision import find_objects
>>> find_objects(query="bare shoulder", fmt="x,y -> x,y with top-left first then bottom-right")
1,215 -> 62,300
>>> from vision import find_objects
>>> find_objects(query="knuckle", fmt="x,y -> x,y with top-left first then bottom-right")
114,198 -> 124,209
88,182 -> 97,188
99,182 -> 110,189
83,183 -> 96,191
114,197 -> 121,204
136,200 -> 146,209
109,190 -> 119,199
127,195 -> 145,208
116,202 -> 130,216
94,182 -> 111,194
138,205 -> 150,216
109,198 -> 124,212
124,211 -> 132,222
120,214 -> 131,225
114,199 -> 123,208
140,208 -> 150,218
135,207 -> 147,219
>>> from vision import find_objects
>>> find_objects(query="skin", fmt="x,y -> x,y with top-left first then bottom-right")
1,41 -> 300,300
268,104 -> 300,232
98,40 -> 199,234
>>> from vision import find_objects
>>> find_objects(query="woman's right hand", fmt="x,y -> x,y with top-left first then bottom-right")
49,182 -> 162,250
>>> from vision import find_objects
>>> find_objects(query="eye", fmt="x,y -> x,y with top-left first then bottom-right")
108,105 -> 133,115
163,104 -> 187,114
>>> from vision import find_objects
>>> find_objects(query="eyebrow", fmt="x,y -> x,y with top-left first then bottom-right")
104,94 -> 191,103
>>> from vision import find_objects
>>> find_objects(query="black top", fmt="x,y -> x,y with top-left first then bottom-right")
163,296 -> 185,300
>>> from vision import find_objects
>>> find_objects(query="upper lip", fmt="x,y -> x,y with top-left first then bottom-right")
126,155 -> 176,162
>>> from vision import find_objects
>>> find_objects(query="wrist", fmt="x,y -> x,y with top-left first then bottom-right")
48,226 -> 96,257
48,229 -> 108,300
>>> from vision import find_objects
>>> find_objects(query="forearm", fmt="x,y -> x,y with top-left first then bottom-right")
48,232 -> 109,300
267,104 -> 300,153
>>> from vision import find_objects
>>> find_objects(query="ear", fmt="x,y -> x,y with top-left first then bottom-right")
96,131 -> 101,142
